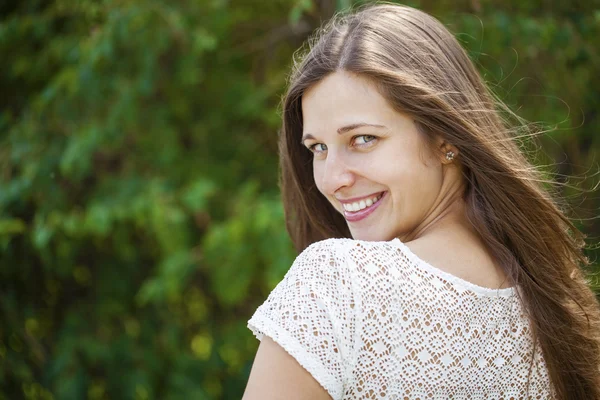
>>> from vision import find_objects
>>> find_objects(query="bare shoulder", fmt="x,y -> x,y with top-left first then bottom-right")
243,336 -> 332,400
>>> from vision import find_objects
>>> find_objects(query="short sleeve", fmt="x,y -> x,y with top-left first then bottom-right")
247,239 -> 357,400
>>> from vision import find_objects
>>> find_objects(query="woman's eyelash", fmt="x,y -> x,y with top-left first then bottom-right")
306,135 -> 378,152
308,143 -> 327,152
353,135 -> 377,145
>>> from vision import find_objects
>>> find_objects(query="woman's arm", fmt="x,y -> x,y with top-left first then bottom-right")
243,336 -> 333,400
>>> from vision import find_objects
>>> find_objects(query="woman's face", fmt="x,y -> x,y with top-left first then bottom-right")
301,71 -> 450,242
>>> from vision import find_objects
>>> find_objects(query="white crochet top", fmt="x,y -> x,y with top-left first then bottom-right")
248,238 -> 552,399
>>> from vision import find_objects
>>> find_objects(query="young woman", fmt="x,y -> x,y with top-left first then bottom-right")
244,4 -> 600,399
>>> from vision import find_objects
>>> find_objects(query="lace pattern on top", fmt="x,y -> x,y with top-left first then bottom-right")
248,238 -> 551,399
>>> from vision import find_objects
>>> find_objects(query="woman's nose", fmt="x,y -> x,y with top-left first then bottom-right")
318,152 -> 355,195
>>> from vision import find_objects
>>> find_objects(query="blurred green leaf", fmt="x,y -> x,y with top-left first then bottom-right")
0,218 -> 26,236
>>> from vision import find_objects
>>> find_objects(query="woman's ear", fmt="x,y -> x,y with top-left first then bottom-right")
437,138 -> 459,164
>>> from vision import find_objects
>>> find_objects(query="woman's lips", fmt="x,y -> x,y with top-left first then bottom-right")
342,192 -> 386,222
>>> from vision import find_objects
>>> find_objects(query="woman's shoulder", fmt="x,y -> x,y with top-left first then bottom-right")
299,238 -> 410,280
304,237 -> 402,255
301,237 -> 404,265
305,237 -> 516,298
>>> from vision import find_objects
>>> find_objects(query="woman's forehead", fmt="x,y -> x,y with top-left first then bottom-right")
301,72 -> 412,137
302,73 -> 395,131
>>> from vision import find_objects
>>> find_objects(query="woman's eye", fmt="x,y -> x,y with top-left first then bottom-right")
308,143 -> 327,153
354,135 -> 377,146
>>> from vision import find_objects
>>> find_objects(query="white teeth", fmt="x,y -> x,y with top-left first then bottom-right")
343,193 -> 383,213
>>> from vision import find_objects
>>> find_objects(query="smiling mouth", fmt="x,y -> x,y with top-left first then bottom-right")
340,191 -> 386,223
342,192 -> 384,212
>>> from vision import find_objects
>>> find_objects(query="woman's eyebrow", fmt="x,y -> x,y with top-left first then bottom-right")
300,133 -> 316,144
301,123 -> 386,143
337,123 -> 386,134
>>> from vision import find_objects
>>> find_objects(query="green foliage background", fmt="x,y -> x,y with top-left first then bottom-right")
1,0 -> 599,398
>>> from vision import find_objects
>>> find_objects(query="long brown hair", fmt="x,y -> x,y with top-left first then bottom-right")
278,3 -> 600,398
